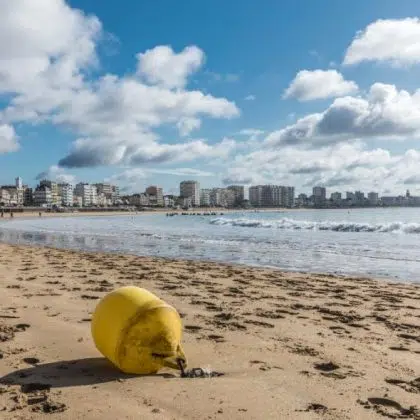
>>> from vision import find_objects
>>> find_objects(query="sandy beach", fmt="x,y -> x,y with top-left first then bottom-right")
0,243 -> 420,419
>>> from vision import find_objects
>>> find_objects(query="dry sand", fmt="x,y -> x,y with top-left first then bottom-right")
0,243 -> 420,419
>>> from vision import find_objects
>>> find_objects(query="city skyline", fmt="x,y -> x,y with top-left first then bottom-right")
2,2 -> 420,195
3,173 -> 420,210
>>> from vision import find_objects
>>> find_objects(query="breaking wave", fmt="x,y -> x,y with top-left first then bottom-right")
209,217 -> 420,234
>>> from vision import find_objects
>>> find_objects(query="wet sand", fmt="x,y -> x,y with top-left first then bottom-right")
1,243 -> 420,419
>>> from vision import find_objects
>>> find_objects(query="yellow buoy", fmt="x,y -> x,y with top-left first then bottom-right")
91,286 -> 187,374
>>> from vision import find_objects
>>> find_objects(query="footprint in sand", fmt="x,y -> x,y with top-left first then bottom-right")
358,397 -> 420,418
385,377 -> 420,394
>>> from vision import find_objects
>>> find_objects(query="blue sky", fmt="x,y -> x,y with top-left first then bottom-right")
2,0 -> 420,195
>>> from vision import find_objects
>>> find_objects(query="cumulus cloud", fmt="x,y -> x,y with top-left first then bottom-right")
0,124 -> 19,153
59,136 -> 236,168
344,18 -> 420,66
0,1 -> 240,167
136,45 -> 204,89
283,70 -> 358,101
223,138 -> 420,193
35,165 -> 76,184
0,0 -> 101,94
404,175 -> 420,184
244,94 -> 256,101
267,83 -> 420,147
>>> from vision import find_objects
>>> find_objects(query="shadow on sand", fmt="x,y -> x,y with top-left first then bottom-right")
0,357 -> 177,388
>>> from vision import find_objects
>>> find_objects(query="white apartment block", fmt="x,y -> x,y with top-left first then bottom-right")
74,183 -> 97,206
33,186 -> 52,206
58,183 -> 74,206
249,185 -> 294,208
180,181 -> 200,206
200,189 -> 211,207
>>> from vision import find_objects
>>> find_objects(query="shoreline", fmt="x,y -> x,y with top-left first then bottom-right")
1,243 -> 420,419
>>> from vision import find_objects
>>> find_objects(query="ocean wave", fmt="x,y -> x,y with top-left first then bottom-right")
209,217 -> 420,234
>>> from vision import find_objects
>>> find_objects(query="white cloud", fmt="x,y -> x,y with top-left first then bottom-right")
149,168 -> 214,176
36,165 -> 76,184
244,95 -> 256,101
238,128 -> 264,137
283,69 -> 358,101
269,83 -> 420,147
0,124 -> 19,153
176,117 -> 201,137
224,140 -> 420,194
344,18 -> 420,66
136,45 -> 204,89
106,167 -> 214,193
0,0 -> 101,94
0,1 -> 240,167
59,136 -> 236,168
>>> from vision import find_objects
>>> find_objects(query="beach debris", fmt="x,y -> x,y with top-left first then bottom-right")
177,359 -> 224,379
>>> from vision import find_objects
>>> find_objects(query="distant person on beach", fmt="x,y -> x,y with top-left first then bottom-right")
39,212 -> 42,217
10,212 -> 13,218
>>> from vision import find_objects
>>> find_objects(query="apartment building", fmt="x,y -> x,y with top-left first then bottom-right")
180,181 -> 200,207
58,183 -> 74,207
145,186 -> 164,206
200,189 -> 211,207
249,185 -> 294,208
226,185 -> 245,206
39,180 -> 59,206
74,183 -> 97,206
33,185 -> 52,206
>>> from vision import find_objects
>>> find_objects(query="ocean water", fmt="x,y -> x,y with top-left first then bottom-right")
1,208 -> 420,282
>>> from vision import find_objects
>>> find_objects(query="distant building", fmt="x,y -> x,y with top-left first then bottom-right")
180,181 -> 200,207
249,186 -> 263,207
58,183 -> 74,207
129,194 -> 150,207
200,189 -> 211,207
0,185 -> 21,206
112,185 -> 120,203
33,185 -> 52,206
39,180 -> 59,206
145,186 -> 164,206
313,186 -> 326,207
0,189 -> 11,206
295,193 -> 309,208
381,196 -> 398,206
367,192 -> 379,206
74,183 -> 97,206
226,185 -> 245,206
15,177 -> 23,189
163,195 -> 176,208
330,192 -> 342,202
249,185 -> 294,208
354,191 -> 365,204
24,187 -> 33,206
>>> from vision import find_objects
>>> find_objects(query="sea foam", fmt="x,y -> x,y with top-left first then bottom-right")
209,217 -> 420,234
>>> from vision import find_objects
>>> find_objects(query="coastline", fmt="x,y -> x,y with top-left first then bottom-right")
0,207 -> 307,221
1,243 -> 419,419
